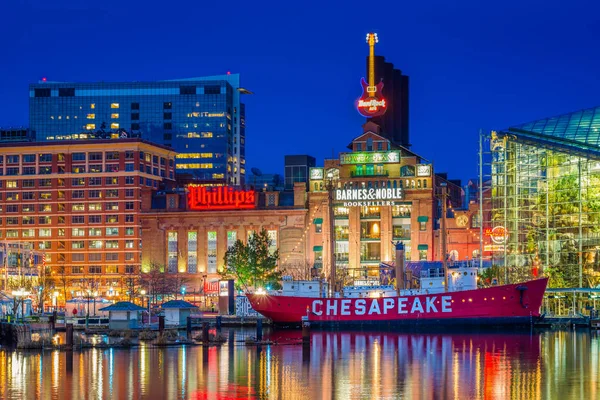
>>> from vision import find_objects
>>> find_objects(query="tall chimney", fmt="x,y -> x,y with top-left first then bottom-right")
395,242 -> 405,295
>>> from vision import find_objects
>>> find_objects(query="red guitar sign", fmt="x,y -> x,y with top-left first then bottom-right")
356,33 -> 387,117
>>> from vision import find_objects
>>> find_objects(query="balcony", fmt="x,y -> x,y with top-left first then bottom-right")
351,170 -> 389,178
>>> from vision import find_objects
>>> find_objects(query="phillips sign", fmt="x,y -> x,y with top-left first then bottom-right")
188,186 -> 256,211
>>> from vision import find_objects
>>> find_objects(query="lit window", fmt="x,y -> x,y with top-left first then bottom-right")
111,103 -> 119,109
111,123 -> 119,129
90,103 -> 96,109
86,124 -> 96,130
87,114 -> 95,119
111,113 -> 119,119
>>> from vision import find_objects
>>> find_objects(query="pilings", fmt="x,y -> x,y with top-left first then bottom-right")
186,316 -> 192,340
158,316 -> 165,333
256,319 -> 263,342
65,324 -> 74,346
202,322 -> 209,343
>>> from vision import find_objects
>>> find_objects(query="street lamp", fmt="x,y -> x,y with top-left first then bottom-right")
140,289 -> 150,325
11,288 -> 31,323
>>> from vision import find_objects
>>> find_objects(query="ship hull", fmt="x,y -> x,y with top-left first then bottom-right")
247,278 -> 548,329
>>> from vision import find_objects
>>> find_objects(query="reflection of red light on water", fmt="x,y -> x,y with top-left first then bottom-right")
190,384 -> 255,400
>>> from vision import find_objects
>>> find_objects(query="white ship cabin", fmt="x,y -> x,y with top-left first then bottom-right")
343,283 -> 397,298
280,276 -> 329,298
416,263 -> 478,295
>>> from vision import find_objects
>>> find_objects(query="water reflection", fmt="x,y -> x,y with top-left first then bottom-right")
0,330 -> 598,399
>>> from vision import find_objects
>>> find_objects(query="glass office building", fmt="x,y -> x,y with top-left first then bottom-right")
485,106 -> 600,288
29,75 -> 249,185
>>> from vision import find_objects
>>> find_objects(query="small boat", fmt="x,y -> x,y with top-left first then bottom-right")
247,264 -> 548,329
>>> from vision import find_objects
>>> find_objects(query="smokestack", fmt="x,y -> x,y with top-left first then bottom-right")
395,242 -> 405,295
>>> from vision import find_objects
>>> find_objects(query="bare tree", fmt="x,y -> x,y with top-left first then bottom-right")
282,259 -> 310,280
56,266 -> 70,304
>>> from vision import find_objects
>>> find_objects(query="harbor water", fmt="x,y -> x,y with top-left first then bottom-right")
0,329 -> 598,399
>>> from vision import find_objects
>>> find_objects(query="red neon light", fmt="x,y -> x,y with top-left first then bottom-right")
484,227 -> 508,237
188,186 -> 256,210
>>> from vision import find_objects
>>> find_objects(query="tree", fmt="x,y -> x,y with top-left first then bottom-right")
123,269 -> 141,302
221,228 -> 282,290
34,266 -> 54,313
139,262 -> 191,303
56,266 -> 70,304
6,276 -> 35,318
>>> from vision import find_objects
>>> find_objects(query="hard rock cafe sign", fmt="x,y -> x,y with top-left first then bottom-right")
188,186 -> 255,211
485,226 -> 509,245
356,32 -> 387,117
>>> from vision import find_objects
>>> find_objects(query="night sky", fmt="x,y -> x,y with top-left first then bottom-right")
1,0 -> 599,184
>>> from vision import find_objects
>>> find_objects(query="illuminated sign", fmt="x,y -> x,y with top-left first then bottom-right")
188,186 -> 255,210
416,164 -> 432,177
484,226 -> 509,245
484,244 -> 506,252
310,167 -> 324,180
335,187 -> 403,207
356,32 -> 387,117
340,151 -> 400,165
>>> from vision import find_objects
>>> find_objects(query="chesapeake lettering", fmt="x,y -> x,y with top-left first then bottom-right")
311,296 -> 452,316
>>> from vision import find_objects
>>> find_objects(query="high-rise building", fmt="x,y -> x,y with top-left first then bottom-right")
0,138 -> 176,298
0,127 -> 34,142
29,74 -> 250,185
284,155 -> 316,190
366,55 -> 409,147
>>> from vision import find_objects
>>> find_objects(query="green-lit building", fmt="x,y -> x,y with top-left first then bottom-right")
487,106 -> 600,288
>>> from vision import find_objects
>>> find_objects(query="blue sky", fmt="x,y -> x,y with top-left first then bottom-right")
1,0 -> 599,183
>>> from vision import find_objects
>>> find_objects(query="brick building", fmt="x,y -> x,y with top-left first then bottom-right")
0,138 -> 176,302
140,185 -> 308,298
306,122 -> 462,284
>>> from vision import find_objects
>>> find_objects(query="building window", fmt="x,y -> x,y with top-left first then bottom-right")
125,228 -> 134,236
72,241 -> 85,249
72,254 -> 84,262
163,102 -> 172,109
88,254 -> 102,261
419,250 -> 427,261
72,228 -> 85,237
72,216 -> 84,224
89,228 -> 102,236
106,215 -> 119,223
106,227 -> 119,236
188,231 -> 197,273
168,231 -> 178,273
315,222 -> 322,233
89,215 -> 101,224
267,230 -> 277,255
471,213 -> 481,228
131,103 -> 139,110
58,88 -> 75,97
207,231 -> 217,274
39,229 -> 51,237
106,240 -> 119,249
125,265 -> 135,274
72,266 -> 84,274
34,88 -> 51,97
89,240 -> 103,249
89,266 -> 102,274
106,266 -> 119,274
111,103 -> 119,109
106,253 -> 119,261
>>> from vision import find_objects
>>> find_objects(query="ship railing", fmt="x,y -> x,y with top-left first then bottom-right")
420,269 -> 445,278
